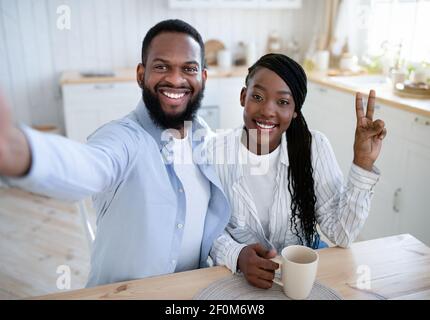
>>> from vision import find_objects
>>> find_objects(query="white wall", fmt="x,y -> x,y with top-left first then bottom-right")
0,0 -> 323,131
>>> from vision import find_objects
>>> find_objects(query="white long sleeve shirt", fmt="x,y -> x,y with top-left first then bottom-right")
208,128 -> 380,274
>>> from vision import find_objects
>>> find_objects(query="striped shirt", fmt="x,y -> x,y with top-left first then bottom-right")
207,128 -> 380,274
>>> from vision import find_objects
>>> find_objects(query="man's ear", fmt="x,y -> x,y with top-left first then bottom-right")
240,87 -> 247,107
136,63 -> 145,89
202,68 -> 207,83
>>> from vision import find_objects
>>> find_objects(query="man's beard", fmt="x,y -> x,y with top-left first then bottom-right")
142,85 -> 204,130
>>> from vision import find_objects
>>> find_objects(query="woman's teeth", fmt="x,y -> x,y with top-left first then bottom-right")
256,121 -> 276,129
162,91 -> 186,99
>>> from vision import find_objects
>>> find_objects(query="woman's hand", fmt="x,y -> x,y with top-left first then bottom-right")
353,90 -> 387,171
237,243 -> 279,289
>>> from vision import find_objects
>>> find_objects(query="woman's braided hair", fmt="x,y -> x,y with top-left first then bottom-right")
245,54 -> 319,248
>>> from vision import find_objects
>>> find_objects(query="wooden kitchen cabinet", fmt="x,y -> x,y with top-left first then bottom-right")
303,82 -> 430,246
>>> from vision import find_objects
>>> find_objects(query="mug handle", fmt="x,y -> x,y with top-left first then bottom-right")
270,256 -> 283,287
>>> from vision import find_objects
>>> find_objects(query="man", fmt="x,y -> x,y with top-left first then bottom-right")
0,19 -> 230,287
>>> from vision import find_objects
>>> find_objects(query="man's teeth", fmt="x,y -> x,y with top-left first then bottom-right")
256,121 -> 276,129
162,91 -> 185,99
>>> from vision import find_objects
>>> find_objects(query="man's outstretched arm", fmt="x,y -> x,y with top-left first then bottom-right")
0,94 -> 31,177
0,92 -> 138,201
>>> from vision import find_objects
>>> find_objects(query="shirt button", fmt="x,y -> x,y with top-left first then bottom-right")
172,260 -> 176,264
177,223 -> 183,229
178,188 -> 184,193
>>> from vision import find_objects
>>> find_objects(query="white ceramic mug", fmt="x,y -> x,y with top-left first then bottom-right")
272,245 -> 319,300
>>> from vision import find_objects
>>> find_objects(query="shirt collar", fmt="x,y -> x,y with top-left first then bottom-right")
132,99 -> 211,152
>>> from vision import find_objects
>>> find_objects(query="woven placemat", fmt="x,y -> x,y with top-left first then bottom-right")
193,274 -> 342,300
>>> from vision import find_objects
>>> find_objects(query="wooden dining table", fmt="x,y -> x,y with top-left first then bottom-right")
33,234 -> 430,300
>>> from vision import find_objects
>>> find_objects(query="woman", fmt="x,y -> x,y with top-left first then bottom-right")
208,53 -> 387,289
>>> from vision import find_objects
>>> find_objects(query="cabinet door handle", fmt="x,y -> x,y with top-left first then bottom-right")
393,188 -> 402,213
414,117 -> 430,126
317,87 -> 328,93
94,84 -> 114,90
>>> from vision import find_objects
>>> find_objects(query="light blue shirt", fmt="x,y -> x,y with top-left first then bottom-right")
3,100 -> 230,287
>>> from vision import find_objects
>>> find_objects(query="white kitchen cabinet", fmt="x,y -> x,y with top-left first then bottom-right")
204,76 -> 244,130
197,105 -> 220,130
65,111 -> 101,144
304,82 -> 430,246
302,82 -> 356,175
358,118 -> 404,241
366,103 -> 430,245
398,141 -> 430,245
62,77 -> 244,143
62,82 -> 141,143
391,109 -> 430,245
217,77 -> 245,130
303,84 -> 401,241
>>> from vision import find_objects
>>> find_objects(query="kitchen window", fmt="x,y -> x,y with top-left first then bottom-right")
366,0 -> 430,63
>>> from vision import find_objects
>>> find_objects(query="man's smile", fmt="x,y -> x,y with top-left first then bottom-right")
157,87 -> 191,106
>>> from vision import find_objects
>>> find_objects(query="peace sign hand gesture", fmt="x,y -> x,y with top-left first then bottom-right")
353,90 -> 387,171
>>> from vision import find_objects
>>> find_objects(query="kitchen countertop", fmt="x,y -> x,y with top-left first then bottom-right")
307,71 -> 430,118
60,67 -> 429,118
60,66 -> 249,85
32,234 -> 430,300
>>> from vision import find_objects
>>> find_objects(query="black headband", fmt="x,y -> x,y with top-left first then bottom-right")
247,53 -> 308,110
